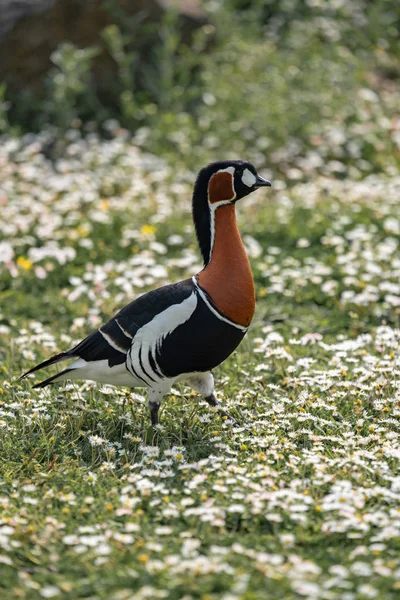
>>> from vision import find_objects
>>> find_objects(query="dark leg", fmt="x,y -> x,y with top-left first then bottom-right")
205,393 -> 238,426
148,389 -> 163,427
187,373 -> 239,426
150,402 -> 160,426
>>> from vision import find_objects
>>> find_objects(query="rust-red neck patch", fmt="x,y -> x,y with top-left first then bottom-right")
197,204 -> 255,327
208,171 -> 236,204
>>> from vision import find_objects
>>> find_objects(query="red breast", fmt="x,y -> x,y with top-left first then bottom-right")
197,203 -> 255,327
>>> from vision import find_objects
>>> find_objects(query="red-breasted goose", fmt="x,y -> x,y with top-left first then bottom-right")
21,160 -> 271,426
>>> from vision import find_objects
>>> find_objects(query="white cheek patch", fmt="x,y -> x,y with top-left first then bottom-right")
242,168 -> 257,187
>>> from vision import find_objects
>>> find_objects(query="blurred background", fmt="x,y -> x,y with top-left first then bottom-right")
0,0 -> 399,178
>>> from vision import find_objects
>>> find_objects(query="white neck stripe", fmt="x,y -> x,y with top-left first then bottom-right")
207,168 -> 236,264
208,200 -> 235,263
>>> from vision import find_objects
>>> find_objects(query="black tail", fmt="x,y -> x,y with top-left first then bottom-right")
32,368 -> 76,388
20,352 -> 74,381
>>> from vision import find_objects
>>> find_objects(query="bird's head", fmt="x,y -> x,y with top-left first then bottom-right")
194,160 -> 271,209
192,160 -> 271,265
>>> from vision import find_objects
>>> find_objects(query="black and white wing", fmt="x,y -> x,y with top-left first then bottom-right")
21,278 -> 196,388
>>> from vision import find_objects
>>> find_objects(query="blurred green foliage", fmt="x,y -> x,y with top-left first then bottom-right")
1,0 -> 399,176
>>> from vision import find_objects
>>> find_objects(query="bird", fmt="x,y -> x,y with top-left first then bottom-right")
21,160 -> 271,426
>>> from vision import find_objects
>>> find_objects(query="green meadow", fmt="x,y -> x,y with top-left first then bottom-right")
0,1 -> 399,598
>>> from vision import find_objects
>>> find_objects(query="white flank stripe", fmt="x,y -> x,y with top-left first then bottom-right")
127,292 -> 198,386
115,319 -> 133,339
192,277 -> 248,332
99,329 -> 127,354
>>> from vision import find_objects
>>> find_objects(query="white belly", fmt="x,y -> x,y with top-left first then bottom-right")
68,358 -> 144,387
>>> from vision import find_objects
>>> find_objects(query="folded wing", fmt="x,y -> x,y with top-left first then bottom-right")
20,279 -> 195,388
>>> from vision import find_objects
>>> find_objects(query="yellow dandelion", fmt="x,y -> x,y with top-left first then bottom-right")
140,224 -> 156,236
77,224 -> 90,237
138,554 -> 149,564
17,256 -> 33,270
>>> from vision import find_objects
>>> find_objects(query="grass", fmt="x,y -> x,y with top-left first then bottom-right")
0,136 -> 399,599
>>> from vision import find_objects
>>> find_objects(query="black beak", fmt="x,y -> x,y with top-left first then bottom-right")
254,175 -> 271,187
